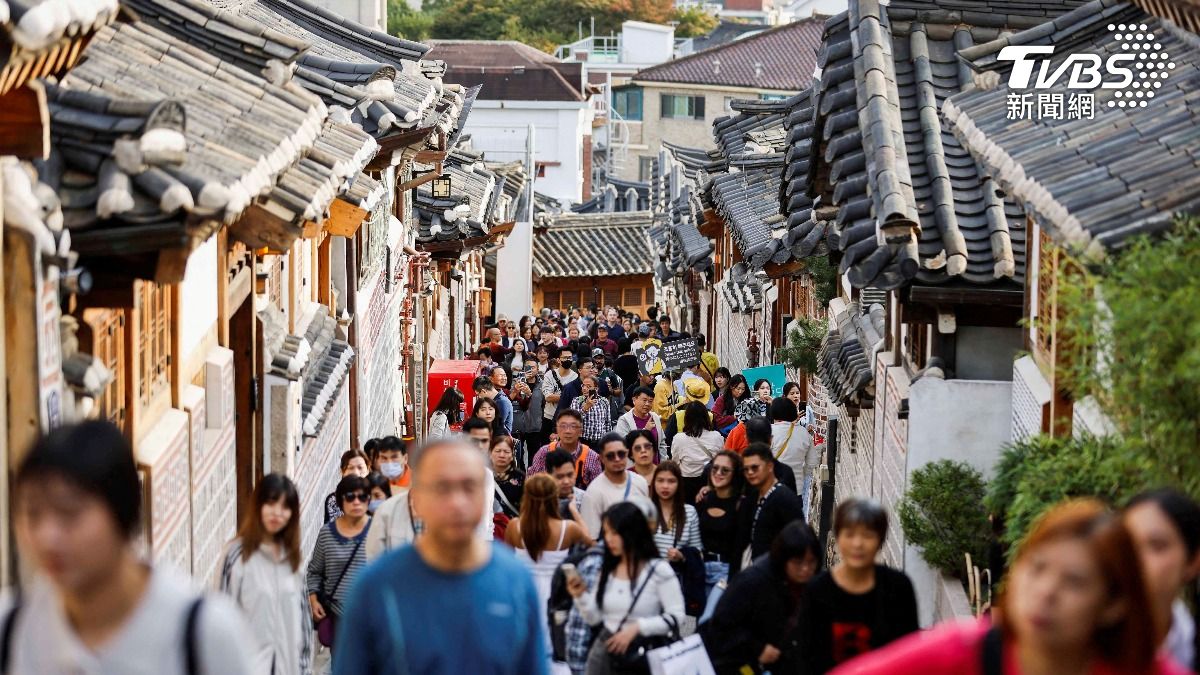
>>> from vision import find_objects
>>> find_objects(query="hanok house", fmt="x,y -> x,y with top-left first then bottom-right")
0,0 -> 119,584
774,0 -> 1101,622
532,211 -> 657,316
941,0 -> 1200,441
37,0 -> 474,576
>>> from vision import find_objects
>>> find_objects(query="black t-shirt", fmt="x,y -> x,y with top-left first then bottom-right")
698,492 -> 739,560
802,565 -> 920,674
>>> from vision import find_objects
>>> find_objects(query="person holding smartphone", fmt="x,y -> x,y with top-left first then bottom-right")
570,375 -> 613,450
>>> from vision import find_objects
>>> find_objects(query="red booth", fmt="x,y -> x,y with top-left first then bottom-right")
426,360 -> 481,433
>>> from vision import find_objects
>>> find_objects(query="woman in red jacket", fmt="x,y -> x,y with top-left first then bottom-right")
831,498 -> 1189,675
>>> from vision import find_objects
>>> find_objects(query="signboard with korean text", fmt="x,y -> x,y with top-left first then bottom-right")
660,337 -> 702,372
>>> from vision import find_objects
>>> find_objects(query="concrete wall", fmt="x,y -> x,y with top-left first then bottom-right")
311,0 -> 385,32
621,83 -> 795,180
461,102 -> 590,203
178,237 -> 218,362
621,22 -> 675,65
904,376 -> 1012,626
955,326 -> 1021,381
496,220 -> 534,319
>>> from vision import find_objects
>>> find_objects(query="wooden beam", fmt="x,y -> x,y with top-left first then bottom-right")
413,149 -> 447,164
324,198 -> 368,238
0,82 -> 48,158
397,161 -> 443,192
228,204 -> 303,251
764,258 -> 807,279
907,284 -> 1025,308
698,209 -> 724,239
154,247 -> 192,284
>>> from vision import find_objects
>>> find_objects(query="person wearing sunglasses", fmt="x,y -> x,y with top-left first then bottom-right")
699,450 -> 744,597
580,433 -> 649,538
307,475 -> 373,651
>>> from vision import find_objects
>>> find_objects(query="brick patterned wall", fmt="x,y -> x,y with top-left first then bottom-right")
358,260 -> 404,440
138,408 -> 193,572
714,295 -> 754,375
189,349 -> 237,584
297,388 -> 350,561
876,364 -> 910,569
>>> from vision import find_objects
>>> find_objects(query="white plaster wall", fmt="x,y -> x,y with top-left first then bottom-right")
621,22 -> 675,65
955,326 -> 1021,381
904,377 -> 1012,627
495,220 -> 534,320
310,0 -> 384,31
458,103 -> 589,203
178,236 -> 218,360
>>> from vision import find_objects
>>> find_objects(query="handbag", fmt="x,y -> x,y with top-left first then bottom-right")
316,531 -> 364,648
607,562 -> 682,673
647,633 -> 716,675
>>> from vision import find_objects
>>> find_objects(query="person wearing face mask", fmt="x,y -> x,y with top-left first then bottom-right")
372,436 -> 411,492
219,474 -> 312,675
365,472 -> 392,516
326,448 -> 371,523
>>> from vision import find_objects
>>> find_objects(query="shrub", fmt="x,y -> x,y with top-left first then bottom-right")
898,460 -> 990,580
776,317 -> 826,374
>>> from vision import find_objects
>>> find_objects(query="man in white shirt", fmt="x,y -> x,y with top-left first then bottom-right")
581,433 -> 649,538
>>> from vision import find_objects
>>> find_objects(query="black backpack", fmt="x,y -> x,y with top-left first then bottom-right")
547,544 -> 601,662
0,594 -> 206,674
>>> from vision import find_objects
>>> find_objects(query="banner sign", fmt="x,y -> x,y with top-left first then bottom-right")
635,338 -> 664,376
660,337 -> 702,372
742,364 -> 787,397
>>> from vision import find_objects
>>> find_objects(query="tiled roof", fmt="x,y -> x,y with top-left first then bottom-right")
688,21 -> 771,53
259,305 -> 355,437
652,146 -> 714,274
707,169 -> 786,268
43,20 -> 344,258
426,41 -> 587,102
795,3 -> 1062,290
819,299 -> 885,409
486,160 -> 529,222
718,263 -> 765,313
713,96 -> 798,168
414,151 -> 500,247
633,17 -> 825,91
0,0 -> 117,52
944,0 -> 1200,257
573,178 -> 650,214
532,211 -> 655,278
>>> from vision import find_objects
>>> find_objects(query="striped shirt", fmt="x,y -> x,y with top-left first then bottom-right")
652,504 -> 702,556
306,519 -> 371,615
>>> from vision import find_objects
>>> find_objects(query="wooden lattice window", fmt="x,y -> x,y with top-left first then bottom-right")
603,288 -> 620,308
136,281 -> 172,410
268,257 -> 283,309
905,322 -> 927,371
543,291 -> 561,310
561,290 -> 582,309
83,309 -> 127,431
623,288 -> 642,307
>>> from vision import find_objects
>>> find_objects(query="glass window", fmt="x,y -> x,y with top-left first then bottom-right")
613,87 -> 643,121
660,94 -> 705,120
759,93 -> 789,102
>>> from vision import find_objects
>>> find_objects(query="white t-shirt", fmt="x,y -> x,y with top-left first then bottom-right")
541,369 -> 577,420
671,430 -> 725,478
0,566 -> 253,675
771,421 -> 818,478
581,471 -> 649,538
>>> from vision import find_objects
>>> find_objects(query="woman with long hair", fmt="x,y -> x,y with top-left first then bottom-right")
626,429 -> 658,484
219,473 -> 311,674
735,379 -> 773,423
831,498 -> 1187,675
504,474 -> 590,671
705,521 -> 821,675
490,435 -> 526,519
671,401 -> 725,503
651,461 -> 702,563
1125,489 -> 1200,670
506,336 -> 530,373
698,450 -> 743,596
713,375 -> 749,434
472,396 -> 505,440
428,388 -> 464,440
568,502 -> 685,673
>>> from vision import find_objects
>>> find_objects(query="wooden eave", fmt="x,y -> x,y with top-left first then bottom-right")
763,258 -> 807,279
227,203 -> 304,251
322,198 -> 368,238
698,208 -> 724,239
0,80 -> 49,158
0,33 -> 92,97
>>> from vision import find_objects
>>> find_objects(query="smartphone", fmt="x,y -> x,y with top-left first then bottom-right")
561,562 -> 581,583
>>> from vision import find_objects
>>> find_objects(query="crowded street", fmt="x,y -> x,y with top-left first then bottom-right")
0,0 -> 1199,673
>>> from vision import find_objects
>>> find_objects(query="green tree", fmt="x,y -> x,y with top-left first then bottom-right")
672,5 -> 718,38
429,0 -> 515,41
776,317 -> 826,374
898,460 -> 991,580
388,0 -> 435,40
1056,215 -> 1200,494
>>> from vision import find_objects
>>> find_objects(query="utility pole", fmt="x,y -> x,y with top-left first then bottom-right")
526,123 -> 535,224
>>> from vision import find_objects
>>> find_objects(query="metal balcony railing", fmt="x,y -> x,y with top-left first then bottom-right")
554,35 -> 622,63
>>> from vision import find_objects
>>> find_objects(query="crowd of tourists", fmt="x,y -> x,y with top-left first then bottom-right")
0,305 -> 1196,675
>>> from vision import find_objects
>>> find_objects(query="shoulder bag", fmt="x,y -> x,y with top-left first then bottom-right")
316,531 -> 364,648
606,562 -> 682,673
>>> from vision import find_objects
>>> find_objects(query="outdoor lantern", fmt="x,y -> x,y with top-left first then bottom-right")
432,175 -> 452,198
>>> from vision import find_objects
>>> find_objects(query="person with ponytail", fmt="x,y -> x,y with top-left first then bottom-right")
830,499 -> 1188,675
1125,489 -> 1200,670
219,473 -> 312,674
505,473 -> 592,672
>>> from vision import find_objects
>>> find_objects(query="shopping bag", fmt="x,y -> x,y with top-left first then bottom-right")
647,634 -> 716,675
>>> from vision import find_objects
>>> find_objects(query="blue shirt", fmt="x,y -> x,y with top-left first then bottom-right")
494,392 -> 514,436
333,544 -> 546,675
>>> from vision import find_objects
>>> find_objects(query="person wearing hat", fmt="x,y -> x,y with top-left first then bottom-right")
665,379 -> 714,448
674,363 -> 709,401
592,324 -> 618,358
631,322 -> 653,352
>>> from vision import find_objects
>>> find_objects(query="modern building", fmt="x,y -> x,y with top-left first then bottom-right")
618,17 -> 826,181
